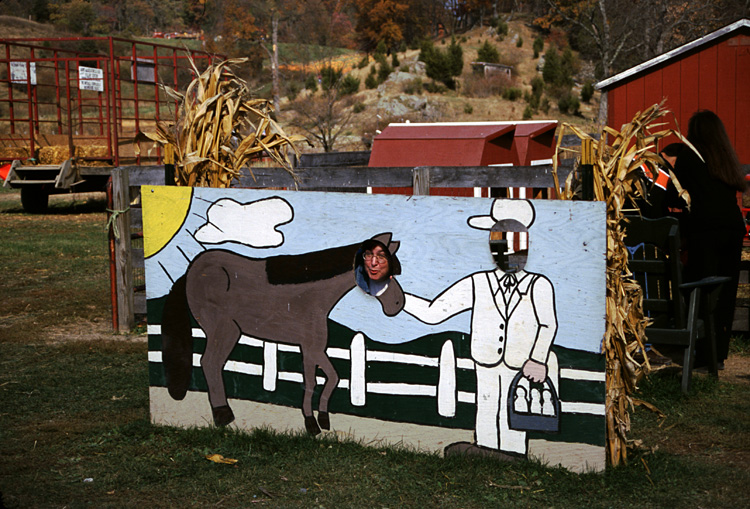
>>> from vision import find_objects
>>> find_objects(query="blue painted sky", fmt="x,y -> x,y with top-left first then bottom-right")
145,188 -> 607,353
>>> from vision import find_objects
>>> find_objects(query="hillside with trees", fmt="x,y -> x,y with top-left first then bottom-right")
1,1 -> 747,152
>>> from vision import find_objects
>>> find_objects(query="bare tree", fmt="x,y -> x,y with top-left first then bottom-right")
544,0 -> 636,79
633,0 -> 749,63
287,88 -> 356,153
259,11 -> 281,116
543,0 -> 747,122
546,0 -> 748,77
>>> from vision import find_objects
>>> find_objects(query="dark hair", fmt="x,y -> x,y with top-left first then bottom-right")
687,110 -> 745,191
661,142 -> 684,158
356,238 -> 401,277
658,143 -> 684,170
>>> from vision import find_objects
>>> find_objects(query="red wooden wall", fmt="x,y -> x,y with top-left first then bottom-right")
606,31 -> 749,164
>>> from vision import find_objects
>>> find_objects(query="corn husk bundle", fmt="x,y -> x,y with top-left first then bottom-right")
551,102 -> 692,467
135,57 -> 307,187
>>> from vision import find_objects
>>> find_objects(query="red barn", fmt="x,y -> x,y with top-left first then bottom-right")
595,19 -> 750,164
368,121 -> 557,196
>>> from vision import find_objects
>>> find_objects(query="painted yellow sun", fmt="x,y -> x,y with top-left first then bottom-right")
142,186 -> 194,258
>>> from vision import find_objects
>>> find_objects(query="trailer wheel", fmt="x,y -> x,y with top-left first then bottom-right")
21,188 -> 49,213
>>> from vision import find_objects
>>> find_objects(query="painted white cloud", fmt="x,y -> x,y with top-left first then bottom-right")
194,197 -> 293,247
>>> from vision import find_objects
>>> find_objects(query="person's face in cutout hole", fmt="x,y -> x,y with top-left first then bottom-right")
364,245 -> 390,282
490,219 -> 529,273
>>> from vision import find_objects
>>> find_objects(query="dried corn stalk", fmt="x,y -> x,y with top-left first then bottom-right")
552,102 -> 691,467
136,57 -> 308,187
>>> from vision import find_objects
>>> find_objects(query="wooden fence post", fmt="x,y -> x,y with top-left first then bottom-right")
413,167 -> 430,195
112,167 -> 134,332
581,138 -> 594,201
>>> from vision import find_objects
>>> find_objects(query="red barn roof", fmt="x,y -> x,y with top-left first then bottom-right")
595,19 -> 750,164
368,121 -> 558,167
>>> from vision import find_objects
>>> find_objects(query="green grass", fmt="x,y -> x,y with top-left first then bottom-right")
278,43 -> 355,65
730,333 -> 750,355
1,337 -> 748,508
0,190 -> 110,342
133,37 -> 205,52
1,193 -> 749,507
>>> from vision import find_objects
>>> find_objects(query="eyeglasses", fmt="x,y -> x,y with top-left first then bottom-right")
363,251 -> 388,264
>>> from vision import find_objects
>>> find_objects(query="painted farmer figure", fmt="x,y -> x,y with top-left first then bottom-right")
403,199 -> 557,458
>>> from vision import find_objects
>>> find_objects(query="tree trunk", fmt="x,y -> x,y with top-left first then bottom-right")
272,13 -> 280,116
598,90 -> 608,127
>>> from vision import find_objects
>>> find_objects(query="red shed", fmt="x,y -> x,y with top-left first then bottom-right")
369,121 -> 557,196
369,121 -> 557,167
595,19 -> 750,164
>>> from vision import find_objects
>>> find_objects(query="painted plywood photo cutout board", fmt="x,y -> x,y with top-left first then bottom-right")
143,186 -> 607,473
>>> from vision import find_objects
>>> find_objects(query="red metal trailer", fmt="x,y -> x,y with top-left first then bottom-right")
0,36 -> 223,210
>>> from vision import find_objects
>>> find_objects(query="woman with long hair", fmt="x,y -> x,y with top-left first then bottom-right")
675,110 -> 747,368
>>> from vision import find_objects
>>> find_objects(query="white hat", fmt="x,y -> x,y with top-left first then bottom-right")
467,199 -> 536,230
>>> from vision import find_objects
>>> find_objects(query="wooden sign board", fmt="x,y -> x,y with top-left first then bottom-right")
143,186 -> 607,473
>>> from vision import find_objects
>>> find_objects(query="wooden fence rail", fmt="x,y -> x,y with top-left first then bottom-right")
109,161 -> 576,331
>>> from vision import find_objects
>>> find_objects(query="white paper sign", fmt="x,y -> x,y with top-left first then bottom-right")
10,62 -> 36,85
79,66 -> 104,92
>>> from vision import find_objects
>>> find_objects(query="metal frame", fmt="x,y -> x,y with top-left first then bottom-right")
0,36 -> 224,166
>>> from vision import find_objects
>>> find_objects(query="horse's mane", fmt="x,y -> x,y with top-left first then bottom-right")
265,242 -> 360,285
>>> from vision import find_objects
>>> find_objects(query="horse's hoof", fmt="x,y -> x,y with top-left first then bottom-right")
304,415 -> 321,435
212,405 -> 235,427
167,385 -> 188,401
318,412 -> 330,430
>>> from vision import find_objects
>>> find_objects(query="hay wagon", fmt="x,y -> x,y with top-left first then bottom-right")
0,36 -> 223,211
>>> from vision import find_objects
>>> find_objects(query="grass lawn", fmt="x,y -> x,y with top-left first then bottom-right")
1,189 -> 749,507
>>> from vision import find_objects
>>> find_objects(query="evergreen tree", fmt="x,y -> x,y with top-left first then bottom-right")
477,40 -> 499,64
420,39 -> 458,90
320,65 -> 343,92
542,47 -> 561,85
365,73 -> 378,89
338,75 -> 360,96
542,47 -> 573,95
377,62 -> 392,83
305,74 -> 318,92
32,0 -> 50,22
448,37 -> 463,79
533,37 -> 544,59
375,40 -> 387,59
581,82 -> 595,103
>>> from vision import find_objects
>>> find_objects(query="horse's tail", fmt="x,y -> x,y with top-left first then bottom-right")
161,274 -> 193,400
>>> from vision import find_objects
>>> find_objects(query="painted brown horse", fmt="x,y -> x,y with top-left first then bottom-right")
160,233 -> 404,434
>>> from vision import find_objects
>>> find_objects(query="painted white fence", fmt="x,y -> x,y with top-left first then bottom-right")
148,325 -> 605,419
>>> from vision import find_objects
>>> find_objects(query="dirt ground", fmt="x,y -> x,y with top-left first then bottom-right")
719,354 -> 750,385
44,319 -> 146,344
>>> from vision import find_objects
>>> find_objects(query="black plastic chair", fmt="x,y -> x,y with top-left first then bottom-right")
624,215 -> 728,393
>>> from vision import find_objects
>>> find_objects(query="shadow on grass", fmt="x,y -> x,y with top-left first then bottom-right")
0,190 -> 108,215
